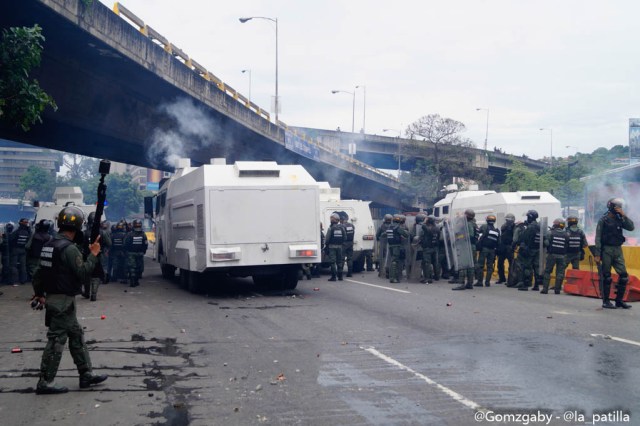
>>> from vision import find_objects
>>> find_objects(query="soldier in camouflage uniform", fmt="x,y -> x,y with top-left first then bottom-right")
9,218 -> 31,285
82,212 -> 112,301
452,209 -> 479,290
496,213 -> 515,284
325,213 -> 345,281
340,212 -> 356,277
31,206 -> 108,394
564,216 -> 588,271
388,214 -> 409,283
475,214 -> 501,287
376,214 -> 393,278
420,215 -> 439,284
516,210 -> 542,291
594,198 -> 635,309
541,218 -> 568,294
124,219 -> 148,287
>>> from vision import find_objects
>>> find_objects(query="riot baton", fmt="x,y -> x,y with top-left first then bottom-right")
90,160 -> 111,244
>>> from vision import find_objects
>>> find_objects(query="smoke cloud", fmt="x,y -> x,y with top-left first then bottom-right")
146,98 -> 225,168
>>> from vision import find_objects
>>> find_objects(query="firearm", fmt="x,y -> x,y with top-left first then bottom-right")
90,160 -> 111,244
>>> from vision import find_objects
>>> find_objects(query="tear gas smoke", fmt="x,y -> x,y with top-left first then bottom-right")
146,98 -> 227,168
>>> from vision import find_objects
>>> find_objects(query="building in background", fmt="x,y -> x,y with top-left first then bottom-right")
630,118 -> 640,164
0,139 -> 63,198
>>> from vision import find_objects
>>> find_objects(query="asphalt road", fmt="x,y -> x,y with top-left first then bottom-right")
0,259 -> 638,426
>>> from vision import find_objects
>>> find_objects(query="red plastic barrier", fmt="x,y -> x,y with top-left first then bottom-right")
564,269 -> 640,302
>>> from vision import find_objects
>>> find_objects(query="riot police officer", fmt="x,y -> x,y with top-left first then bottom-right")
82,212 -> 111,301
515,210 -> 542,291
124,219 -> 148,287
376,214 -> 393,278
1,222 -> 14,284
388,214 -> 409,283
109,220 -> 128,283
452,209 -> 479,290
565,216 -> 588,270
507,218 -> 528,287
420,215 -> 439,284
541,218 -> 568,294
496,213 -> 515,284
475,214 -> 501,287
9,218 -> 32,285
594,198 -> 635,309
31,206 -> 107,394
325,213 -> 345,281
26,219 -> 53,282
340,211 -> 356,277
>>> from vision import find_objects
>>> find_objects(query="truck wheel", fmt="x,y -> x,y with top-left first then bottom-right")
281,266 -> 299,290
188,271 -> 205,294
161,264 -> 176,279
179,269 -> 189,289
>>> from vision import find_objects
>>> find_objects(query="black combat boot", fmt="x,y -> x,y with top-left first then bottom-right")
615,279 -> 632,309
602,278 -> 616,309
473,281 -> 483,287
328,275 -> 337,282
484,281 -> 491,287
36,379 -> 68,395
452,284 -> 467,290
79,372 -> 108,389
337,273 -> 343,281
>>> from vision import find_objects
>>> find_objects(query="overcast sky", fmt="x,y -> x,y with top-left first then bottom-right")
99,0 -> 639,161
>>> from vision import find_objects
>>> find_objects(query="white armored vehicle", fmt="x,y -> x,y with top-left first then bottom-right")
318,183 -> 375,272
432,187 -> 562,226
34,187 -> 102,226
152,159 -> 321,292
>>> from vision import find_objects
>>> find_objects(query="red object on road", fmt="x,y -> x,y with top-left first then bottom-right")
11,347 -> 22,353
564,269 -> 640,302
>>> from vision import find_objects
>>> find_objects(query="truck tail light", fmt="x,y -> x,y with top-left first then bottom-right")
289,245 -> 319,258
363,235 -> 374,240
296,249 -> 317,257
210,248 -> 241,262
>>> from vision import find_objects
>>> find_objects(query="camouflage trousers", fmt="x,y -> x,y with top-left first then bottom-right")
476,247 -> 497,284
39,294 -> 92,382
128,252 -> 145,285
327,245 -> 344,278
389,245 -> 404,282
543,253 -> 566,292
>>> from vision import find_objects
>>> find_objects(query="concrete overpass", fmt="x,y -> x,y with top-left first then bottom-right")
0,0 -> 402,208
293,127 -> 548,183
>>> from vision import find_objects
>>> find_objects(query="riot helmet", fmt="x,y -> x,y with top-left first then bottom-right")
464,209 -> 475,220
58,206 -> 85,232
38,219 -> 51,233
116,220 -> 126,231
330,213 -> 341,224
399,215 -> 406,224
5,222 -> 14,234
132,219 -> 143,231
505,213 -> 516,223
426,215 -> 436,225
19,218 -> 30,227
486,214 -> 496,224
87,211 -> 96,225
392,214 -> 402,223
552,218 -> 565,229
338,211 -> 349,222
383,214 -> 393,223
607,198 -> 624,213
526,210 -> 538,223
567,216 -> 578,227
415,213 -> 426,224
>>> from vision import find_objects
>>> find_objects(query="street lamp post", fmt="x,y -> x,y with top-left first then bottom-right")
356,85 -> 366,133
476,108 -> 489,151
383,128 -> 402,171
239,16 -> 278,123
539,128 -> 553,166
331,90 -> 356,133
241,69 -> 251,103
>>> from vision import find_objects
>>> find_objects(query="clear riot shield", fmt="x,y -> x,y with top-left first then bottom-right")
444,216 -> 475,271
409,226 -> 423,282
376,238 -> 387,278
538,217 -> 548,276
443,221 -> 455,270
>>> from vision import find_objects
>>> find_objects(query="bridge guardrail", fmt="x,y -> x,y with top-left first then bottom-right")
111,2 -> 398,185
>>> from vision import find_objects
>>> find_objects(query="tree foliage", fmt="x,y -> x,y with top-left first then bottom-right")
63,154 -> 99,180
19,165 -> 57,201
401,114 -> 490,204
0,25 -> 57,131
103,173 -> 142,221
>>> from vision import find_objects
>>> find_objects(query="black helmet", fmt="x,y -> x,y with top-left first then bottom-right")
87,211 -> 96,225
338,211 -> 349,221
526,210 -> 538,223
399,214 -> 406,224
567,216 -> 578,226
505,213 -> 515,223
392,214 -> 402,223
38,219 -> 51,233
5,222 -> 14,234
552,218 -> 566,229
486,214 -> 496,224
19,218 -> 30,227
607,198 -> 624,213
58,206 -> 85,232
426,215 -> 436,225
464,209 -> 475,220
116,220 -> 126,231
132,219 -> 143,231
383,214 -> 393,223
415,213 -> 426,224
330,213 -> 340,224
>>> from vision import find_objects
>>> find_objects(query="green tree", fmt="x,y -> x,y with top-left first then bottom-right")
402,114 -> 490,204
63,154 -> 99,180
0,25 -> 57,131
19,165 -> 56,201
104,173 -> 142,221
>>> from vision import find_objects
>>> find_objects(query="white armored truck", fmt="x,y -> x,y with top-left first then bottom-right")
152,159 -> 321,292
318,183 -> 375,272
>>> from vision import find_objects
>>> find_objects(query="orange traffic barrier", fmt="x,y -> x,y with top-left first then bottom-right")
564,269 -> 640,302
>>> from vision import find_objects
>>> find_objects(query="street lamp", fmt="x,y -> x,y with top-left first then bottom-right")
539,128 -> 553,166
241,69 -> 251,103
331,90 -> 356,133
383,128 -> 402,171
356,85 -> 366,133
476,108 -> 489,151
239,16 -> 279,123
